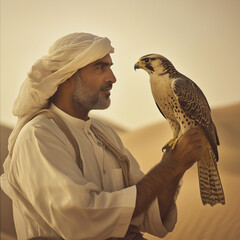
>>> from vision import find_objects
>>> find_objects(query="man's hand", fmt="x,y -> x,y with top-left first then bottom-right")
161,128 -> 203,175
132,128 -> 203,219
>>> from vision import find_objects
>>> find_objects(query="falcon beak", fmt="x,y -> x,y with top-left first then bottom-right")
134,61 -> 141,71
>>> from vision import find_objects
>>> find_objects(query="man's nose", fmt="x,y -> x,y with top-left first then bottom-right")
105,68 -> 117,83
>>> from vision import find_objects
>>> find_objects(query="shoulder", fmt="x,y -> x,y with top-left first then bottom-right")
17,114 -> 66,144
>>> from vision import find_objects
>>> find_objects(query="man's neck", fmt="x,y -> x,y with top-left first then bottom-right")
52,99 -> 90,121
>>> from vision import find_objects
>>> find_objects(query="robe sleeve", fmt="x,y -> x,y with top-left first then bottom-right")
10,124 -> 136,240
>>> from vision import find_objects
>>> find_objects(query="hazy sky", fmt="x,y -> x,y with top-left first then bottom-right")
1,0 -> 240,130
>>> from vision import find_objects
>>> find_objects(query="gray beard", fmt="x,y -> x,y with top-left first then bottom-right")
72,76 -> 111,111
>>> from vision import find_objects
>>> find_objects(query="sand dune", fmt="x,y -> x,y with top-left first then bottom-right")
1,103 -> 240,240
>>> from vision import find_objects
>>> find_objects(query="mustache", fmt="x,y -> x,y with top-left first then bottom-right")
101,82 -> 113,91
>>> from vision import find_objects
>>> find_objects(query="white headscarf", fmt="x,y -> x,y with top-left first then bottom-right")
8,32 -> 114,153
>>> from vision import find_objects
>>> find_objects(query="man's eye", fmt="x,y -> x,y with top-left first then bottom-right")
96,65 -> 104,71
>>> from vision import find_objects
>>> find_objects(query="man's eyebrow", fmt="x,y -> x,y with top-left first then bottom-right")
93,61 -> 113,67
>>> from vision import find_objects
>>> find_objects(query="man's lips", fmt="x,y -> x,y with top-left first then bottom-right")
102,88 -> 112,92
102,89 -> 111,97
101,83 -> 113,93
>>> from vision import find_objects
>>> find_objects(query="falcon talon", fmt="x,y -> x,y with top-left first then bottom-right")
162,146 -> 167,152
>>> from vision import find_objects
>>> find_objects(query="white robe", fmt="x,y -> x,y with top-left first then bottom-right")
1,104 -> 177,239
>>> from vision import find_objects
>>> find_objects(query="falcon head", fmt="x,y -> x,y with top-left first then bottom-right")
134,54 -> 176,76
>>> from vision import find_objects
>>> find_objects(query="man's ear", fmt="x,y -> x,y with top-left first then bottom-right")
51,76 -> 75,105
61,76 -> 74,88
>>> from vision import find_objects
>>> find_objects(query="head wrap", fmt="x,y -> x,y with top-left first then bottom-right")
7,32 -> 114,152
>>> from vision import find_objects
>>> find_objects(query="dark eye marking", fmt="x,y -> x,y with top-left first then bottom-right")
142,57 -> 155,72
146,65 -> 154,72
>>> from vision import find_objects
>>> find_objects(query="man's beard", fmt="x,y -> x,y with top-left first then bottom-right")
72,76 -> 112,111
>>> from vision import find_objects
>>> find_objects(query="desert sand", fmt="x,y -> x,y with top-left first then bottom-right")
1,103 -> 240,240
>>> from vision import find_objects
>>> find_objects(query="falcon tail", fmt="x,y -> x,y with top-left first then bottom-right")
197,140 -> 225,206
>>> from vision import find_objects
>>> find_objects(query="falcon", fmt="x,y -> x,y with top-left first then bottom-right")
134,54 -> 225,206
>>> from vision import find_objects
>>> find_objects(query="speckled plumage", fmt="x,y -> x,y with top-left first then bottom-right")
135,54 -> 225,206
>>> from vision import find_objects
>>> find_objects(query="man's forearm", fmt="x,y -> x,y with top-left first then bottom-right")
132,160 -> 180,218
157,172 -> 183,222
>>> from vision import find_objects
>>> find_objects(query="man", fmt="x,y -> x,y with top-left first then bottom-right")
1,33 -> 202,240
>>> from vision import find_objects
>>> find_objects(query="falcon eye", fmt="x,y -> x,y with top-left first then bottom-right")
144,58 -> 150,63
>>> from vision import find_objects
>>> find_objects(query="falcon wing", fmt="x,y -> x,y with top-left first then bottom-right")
172,77 -> 220,161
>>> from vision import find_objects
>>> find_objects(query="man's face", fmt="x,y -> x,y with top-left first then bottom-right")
72,54 -> 116,111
